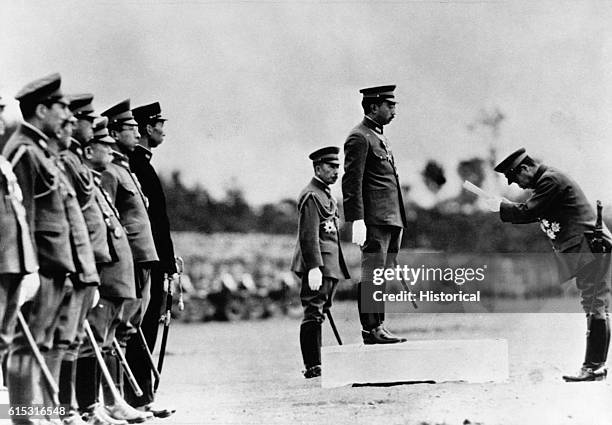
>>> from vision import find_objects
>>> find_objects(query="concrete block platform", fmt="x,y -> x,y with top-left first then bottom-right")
321,339 -> 508,388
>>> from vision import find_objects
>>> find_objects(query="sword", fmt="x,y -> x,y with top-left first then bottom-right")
112,338 -> 143,397
136,327 -> 161,383
325,310 -> 342,345
17,311 -> 60,407
83,320 -> 123,401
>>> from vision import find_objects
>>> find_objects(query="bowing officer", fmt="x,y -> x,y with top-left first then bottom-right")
291,147 -> 350,379
342,85 -> 407,344
490,148 -> 612,382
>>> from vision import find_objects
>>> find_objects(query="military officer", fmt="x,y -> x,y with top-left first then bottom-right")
489,148 -> 612,381
0,153 -> 38,383
342,85 -> 407,344
100,100 -> 157,420
291,147 -> 350,378
124,102 -> 176,417
77,116 -> 146,424
2,73 -> 76,423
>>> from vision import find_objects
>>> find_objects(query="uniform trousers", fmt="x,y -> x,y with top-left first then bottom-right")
0,274 -> 23,355
299,275 -> 338,369
358,224 -> 402,330
124,263 -> 164,407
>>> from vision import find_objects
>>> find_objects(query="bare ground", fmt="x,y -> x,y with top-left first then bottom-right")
152,302 -> 612,425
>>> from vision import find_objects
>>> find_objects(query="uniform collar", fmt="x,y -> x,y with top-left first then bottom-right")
21,121 -> 50,151
312,176 -> 332,196
363,116 -> 383,134
532,164 -> 547,185
134,144 -> 153,161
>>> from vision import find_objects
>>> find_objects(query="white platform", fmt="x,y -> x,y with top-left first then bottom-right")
321,339 -> 508,388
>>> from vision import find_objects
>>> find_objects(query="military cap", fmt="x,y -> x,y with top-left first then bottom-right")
88,117 -> 115,145
69,93 -> 97,120
309,146 -> 340,165
15,73 -> 68,108
359,85 -> 397,103
494,147 -> 528,174
132,102 -> 167,124
101,99 -> 138,126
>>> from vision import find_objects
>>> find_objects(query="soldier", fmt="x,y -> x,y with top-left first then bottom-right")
100,100 -> 158,418
2,73 -> 76,423
77,116 -> 146,424
488,148 -> 612,381
342,85 -> 407,344
0,152 -> 38,381
124,102 -> 176,417
291,147 -> 350,378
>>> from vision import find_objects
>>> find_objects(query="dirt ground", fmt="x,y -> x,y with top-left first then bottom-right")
152,301 -> 612,425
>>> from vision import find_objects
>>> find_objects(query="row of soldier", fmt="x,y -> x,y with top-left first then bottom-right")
0,73 -> 177,424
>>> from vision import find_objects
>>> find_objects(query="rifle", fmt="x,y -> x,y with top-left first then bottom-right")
585,201 -> 611,253
17,311 -> 60,407
154,256 -> 184,392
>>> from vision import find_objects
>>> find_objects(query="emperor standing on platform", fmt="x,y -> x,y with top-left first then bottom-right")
342,85 -> 407,345
291,147 -> 350,379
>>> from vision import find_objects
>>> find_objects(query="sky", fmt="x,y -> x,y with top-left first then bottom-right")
2,0 -> 612,205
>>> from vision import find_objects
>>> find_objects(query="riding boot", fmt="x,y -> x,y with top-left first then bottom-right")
299,321 -> 321,369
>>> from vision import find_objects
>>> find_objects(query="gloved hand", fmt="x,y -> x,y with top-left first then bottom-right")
352,219 -> 367,246
18,273 -> 41,306
308,268 -> 323,291
91,288 -> 100,309
483,196 -> 502,212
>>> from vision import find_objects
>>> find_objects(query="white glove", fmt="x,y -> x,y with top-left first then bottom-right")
352,219 -> 367,246
483,196 -> 501,212
308,268 -> 323,291
18,273 -> 41,306
91,288 -> 100,309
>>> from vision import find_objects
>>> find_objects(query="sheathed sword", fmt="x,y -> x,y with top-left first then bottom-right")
112,338 -> 143,397
155,256 -> 184,393
17,311 -> 60,407
83,320 -> 124,401
325,310 -> 342,345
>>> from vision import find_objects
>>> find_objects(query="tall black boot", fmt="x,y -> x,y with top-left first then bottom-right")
563,315 -> 608,382
585,316 -> 609,368
102,352 -> 121,405
300,321 -> 321,370
603,315 -> 610,364
75,356 -> 99,411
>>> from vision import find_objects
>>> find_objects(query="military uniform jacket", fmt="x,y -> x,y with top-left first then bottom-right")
55,158 -> 99,285
128,145 -> 177,274
291,178 -> 350,280
2,123 -> 75,274
342,117 -> 407,228
101,149 -> 158,264
91,171 -> 137,299
60,148 -> 112,265
0,155 -> 37,275
500,164 -> 612,280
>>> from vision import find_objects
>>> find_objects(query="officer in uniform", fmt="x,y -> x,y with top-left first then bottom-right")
291,147 -> 350,378
489,148 -> 612,381
342,85 -> 407,344
100,100 -> 158,419
124,102 -> 176,417
2,73 -> 76,424
77,116 -> 146,424
0,153 -> 38,385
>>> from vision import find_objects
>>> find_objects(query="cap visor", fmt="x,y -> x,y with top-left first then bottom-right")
95,136 -> 116,145
123,119 -> 138,126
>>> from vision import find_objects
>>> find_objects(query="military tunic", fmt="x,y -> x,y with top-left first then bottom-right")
342,117 -> 406,330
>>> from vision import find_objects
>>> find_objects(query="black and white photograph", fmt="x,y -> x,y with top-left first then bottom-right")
1,1 -> 612,424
